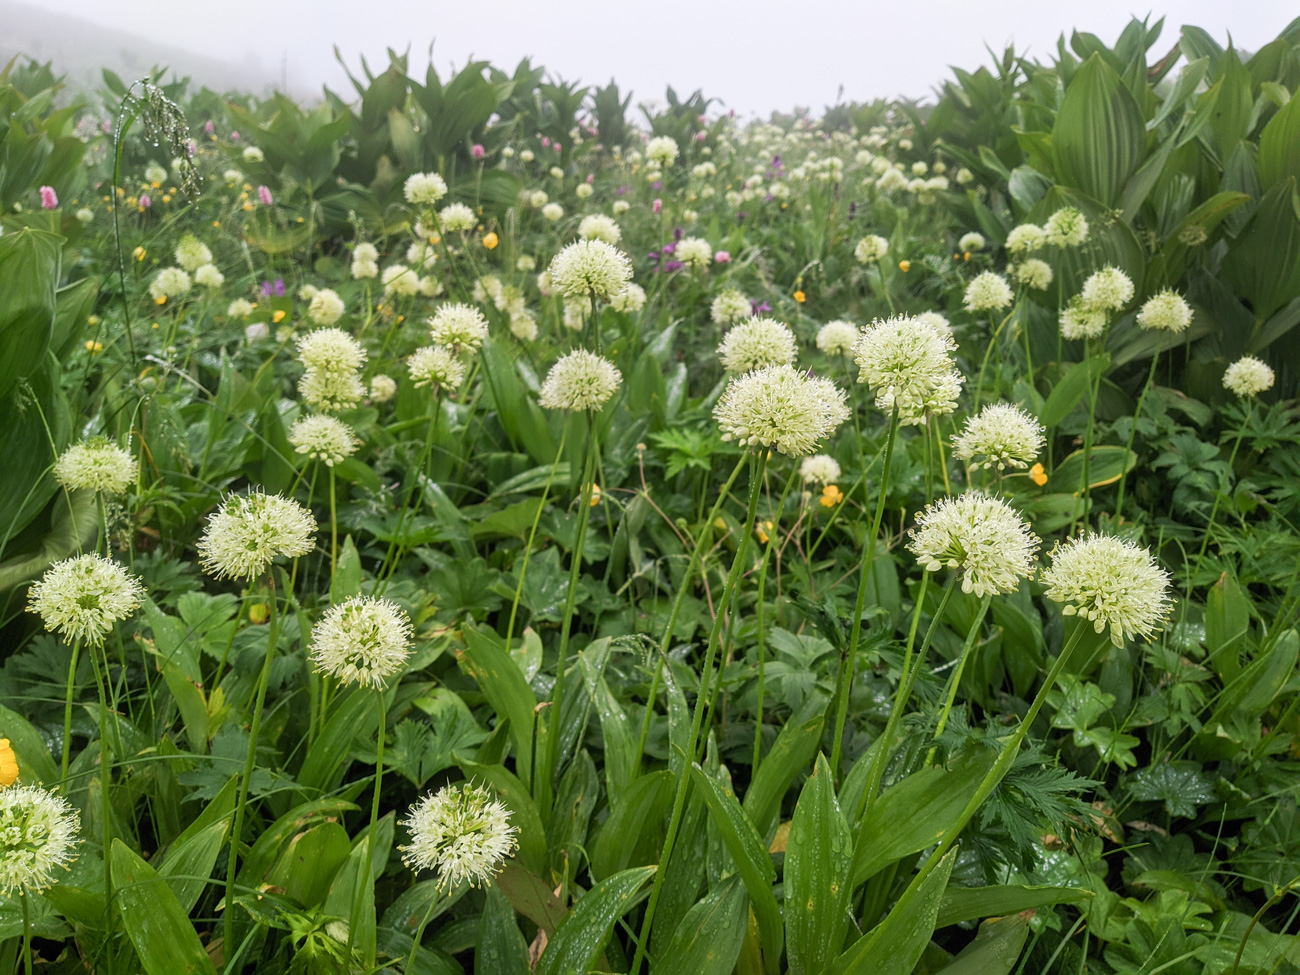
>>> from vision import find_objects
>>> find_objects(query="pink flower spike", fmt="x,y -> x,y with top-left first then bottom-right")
542,137 -> 551,148
553,142 -> 562,152
714,250 -> 731,264
230,131 -> 240,141
204,120 -> 215,134
471,144 -> 485,159
39,185 -> 58,209
258,185 -> 273,205
138,193 -> 151,209
652,198 -> 662,214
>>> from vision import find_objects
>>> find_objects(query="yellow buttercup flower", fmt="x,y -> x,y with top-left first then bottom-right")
482,232 -> 499,250
820,484 -> 844,508
1030,462 -> 1048,486
0,739 -> 18,787
756,520 -> 774,544
132,246 -> 146,261
84,340 -> 103,354
898,260 -> 911,272
588,483 -> 602,506
155,295 -> 167,305
273,310 -> 287,323
793,290 -> 806,303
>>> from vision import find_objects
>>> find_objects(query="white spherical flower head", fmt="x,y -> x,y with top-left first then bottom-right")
908,492 -> 1040,597
548,240 -> 634,301
369,374 -> 398,403
1044,207 -> 1089,247
297,328 -> 366,375
963,271 -> 1015,312
149,267 -> 191,301
909,491 -> 1040,600
352,243 -> 380,279
307,288 -> 346,326
854,234 -> 889,264
310,596 -> 412,687
539,350 -> 622,412
853,316 -> 964,425
608,283 -> 647,313
27,555 -> 144,647
1080,267 -> 1134,312
913,311 -> 952,337
646,136 -> 680,168
1222,356 -> 1275,398
382,264 -> 421,297
542,202 -> 565,222
439,202 -> 476,232
427,303 -> 489,354
675,237 -> 713,270
1041,533 -> 1172,647
404,172 -> 448,205
1012,258 -> 1054,291
0,785 -> 81,895
228,298 -> 256,318
408,346 -> 467,390
718,317 -> 798,373
194,264 -> 224,288
197,492 -> 317,581
816,320 -> 859,356
299,369 -> 366,412
400,783 -> 519,890
1137,290 -> 1193,334
800,453 -> 842,486
1059,300 -> 1108,341
714,364 -> 849,458
958,231 -> 985,252
289,415 -> 360,467
54,437 -> 138,495
1005,223 -> 1046,255
174,236 -> 213,272
710,289 -> 751,326
578,214 -> 621,245
952,402 -> 1045,471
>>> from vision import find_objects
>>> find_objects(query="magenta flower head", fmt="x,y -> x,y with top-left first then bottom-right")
696,131 -> 707,142
258,185 -> 273,206
652,198 -> 663,214
138,193 -> 151,209
714,250 -> 731,264
554,141 -> 562,152
586,173 -> 594,184
542,136 -> 551,148
39,186 -> 58,209
230,130 -> 240,141
471,144 -> 485,159
204,120 -> 215,134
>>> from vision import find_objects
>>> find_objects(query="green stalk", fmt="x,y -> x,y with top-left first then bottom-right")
376,394 -> 441,595
404,890 -> 442,973
504,427 -> 569,658
60,639 -> 83,783
974,306 -> 1016,412
87,645 -> 115,969
346,688 -> 388,968
224,570 -> 283,958
1114,351 -> 1160,519
1187,402 -> 1253,597
928,594 -> 993,754
863,624 -> 1088,933
855,573 -> 955,824
543,415 -> 599,789
630,448 -> 768,975
752,465 -> 800,775
22,892 -> 33,975
632,452 -> 749,778
829,407 -> 900,780
1070,341 -> 1103,537
327,466 -> 338,598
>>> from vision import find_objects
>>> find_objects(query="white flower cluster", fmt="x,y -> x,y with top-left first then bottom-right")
1042,534 -> 1171,647
714,364 -> 849,457
853,316 -> 963,425
718,317 -> 797,373
908,492 -> 1040,597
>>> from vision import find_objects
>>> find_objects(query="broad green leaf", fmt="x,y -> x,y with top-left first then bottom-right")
660,876 -> 750,975
0,704 -> 60,785
851,748 -> 996,887
690,765 -> 783,967
1040,355 -> 1109,430
590,769 -> 673,880
834,848 -> 958,975
475,884 -> 530,975
742,707 -> 823,837
1222,178 -> 1300,321
111,840 -> 218,975
1047,445 -> 1137,495
158,778 -> 238,913
496,861 -> 567,936
1052,54 -> 1147,206
1205,572 -> 1251,681
536,865 -> 655,975
296,685 -> 384,797
238,797 -> 359,888
1259,82 -> 1300,189
785,754 -> 853,975
266,821 -> 351,908
935,884 -> 1093,928
457,623 -> 542,787
579,640 -> 636,800
0,227 -> 61,399
932,912 -> 1032,975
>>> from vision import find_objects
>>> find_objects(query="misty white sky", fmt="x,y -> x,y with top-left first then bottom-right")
26,0 -> 1300,114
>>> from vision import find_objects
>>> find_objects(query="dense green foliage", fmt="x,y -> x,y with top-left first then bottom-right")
1,15 -> 1299,975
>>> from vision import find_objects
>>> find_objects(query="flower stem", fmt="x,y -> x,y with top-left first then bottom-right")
544,415 -> 599,789
632,452 -> 748,778
346,688 -> 388,967
630,448 -> 768,975
1114,351 -> 1159,520
22,890 -> 33,975
224,571 -> 282,958
829,407 -> 900,781
753,464 -> 800,775
1187,402 -> 1253,597
928,594 -> 993,757
504,426 -> 569,659
60,639 -> 82,783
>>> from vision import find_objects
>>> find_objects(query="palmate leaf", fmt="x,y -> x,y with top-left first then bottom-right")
1126,762 -> 1218,818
